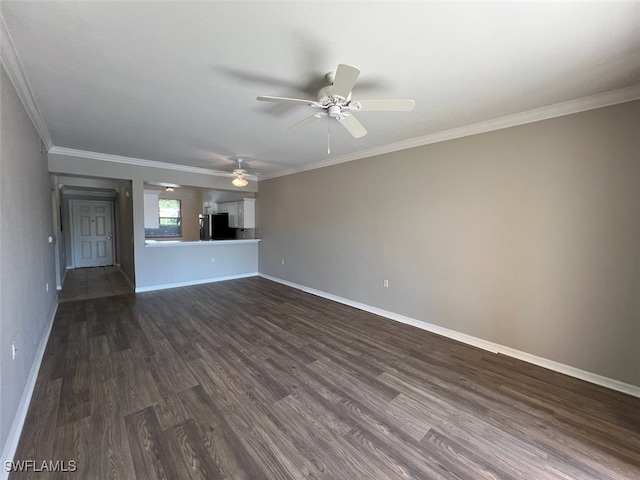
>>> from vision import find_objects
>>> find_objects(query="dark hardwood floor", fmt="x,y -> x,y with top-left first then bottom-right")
11,277 -> 640,479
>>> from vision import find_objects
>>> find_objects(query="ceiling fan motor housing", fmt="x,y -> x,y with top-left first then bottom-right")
317,85 -> 332,101
317,85 -> 351,105
328,105 -> 344,119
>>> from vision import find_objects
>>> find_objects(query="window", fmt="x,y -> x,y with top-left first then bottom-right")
145,198 -> 182,238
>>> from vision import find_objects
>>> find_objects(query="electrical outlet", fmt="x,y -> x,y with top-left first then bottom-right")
211,257 -> 216,263
12,343 -> 16,360
281,259 -> 285,265
383,279 -> 389,288
46,282 -> 49,292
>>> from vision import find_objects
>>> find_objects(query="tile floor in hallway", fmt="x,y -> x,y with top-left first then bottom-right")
58,266 -> 133,302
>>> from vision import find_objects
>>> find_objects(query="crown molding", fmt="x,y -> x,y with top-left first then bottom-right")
265,84 -> 640,180
0,13 -> 53,149
48,146 -> 258,181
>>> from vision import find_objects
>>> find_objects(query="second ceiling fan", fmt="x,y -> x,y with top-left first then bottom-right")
257,64 -> 415,139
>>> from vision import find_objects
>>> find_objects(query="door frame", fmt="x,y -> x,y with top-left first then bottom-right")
69,199 -> 116,268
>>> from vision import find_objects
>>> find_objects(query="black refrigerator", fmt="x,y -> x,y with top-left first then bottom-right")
199,213 -> 234,240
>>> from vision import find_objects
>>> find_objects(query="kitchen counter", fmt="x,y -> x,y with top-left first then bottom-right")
145,239 -> 260,247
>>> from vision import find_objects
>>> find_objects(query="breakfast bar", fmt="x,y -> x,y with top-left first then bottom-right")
136,239 -> 260,292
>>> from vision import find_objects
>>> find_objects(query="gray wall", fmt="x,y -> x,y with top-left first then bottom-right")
49,176 -> 65,290
0,66 -> 57,463
258,101 -> 640,387
118,184 -> 135,285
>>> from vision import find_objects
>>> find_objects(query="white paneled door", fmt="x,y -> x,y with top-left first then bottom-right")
71,200 -> 114,268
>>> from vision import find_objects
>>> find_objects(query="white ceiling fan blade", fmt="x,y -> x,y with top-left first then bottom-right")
352,99 -> 415,112
331,64 -> 360,99
337,114 -> 367,138
286,113 -> 326,132
257,95 -> 318,106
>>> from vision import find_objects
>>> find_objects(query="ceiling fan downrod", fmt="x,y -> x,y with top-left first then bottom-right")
327,115 -> 331,155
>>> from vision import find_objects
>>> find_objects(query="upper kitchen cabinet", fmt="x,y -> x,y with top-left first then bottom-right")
218,198 -> 255,228
238,198 -> 255,228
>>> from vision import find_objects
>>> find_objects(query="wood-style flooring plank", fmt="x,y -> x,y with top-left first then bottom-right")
159,419 -> 222,480
124,406 -> 178,480
87,411 -> 136,480
271,394 -> 394,480
56,354 -> 90,427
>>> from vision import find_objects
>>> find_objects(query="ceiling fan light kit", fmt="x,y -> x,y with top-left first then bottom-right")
231,158 -> 249,187
257,64 -> 415,143
232,176 -> 248,187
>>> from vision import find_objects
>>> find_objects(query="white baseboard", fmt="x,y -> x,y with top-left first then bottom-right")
1,300 -> 58,480
135,272 -> 259,293
259,274 -> 640,398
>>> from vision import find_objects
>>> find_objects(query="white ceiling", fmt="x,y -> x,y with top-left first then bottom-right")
2,1 -> 639,179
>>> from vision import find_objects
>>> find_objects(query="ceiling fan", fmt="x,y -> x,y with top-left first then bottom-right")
257,64 -> 415,139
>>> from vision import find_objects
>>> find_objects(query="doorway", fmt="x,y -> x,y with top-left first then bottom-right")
70,199 -> 115,268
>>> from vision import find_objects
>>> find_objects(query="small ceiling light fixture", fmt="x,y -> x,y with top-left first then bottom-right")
232,176 -> 248,187
165,186 -> 174,192
232,158 -> 249,187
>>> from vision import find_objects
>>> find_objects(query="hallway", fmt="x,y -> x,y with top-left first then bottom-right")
59,266 -> 133,302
